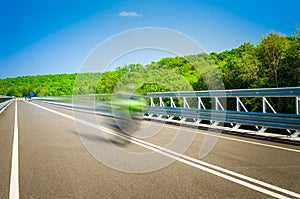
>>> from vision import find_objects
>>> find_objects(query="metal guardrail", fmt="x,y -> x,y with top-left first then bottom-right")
31,87 -> 300,137
0,96 -> 14,103
0,97 -> 14,111
146,87 -> 300,137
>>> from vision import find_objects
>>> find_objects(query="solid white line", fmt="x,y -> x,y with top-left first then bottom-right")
126,139 -> 292,199
129,135 -> 300,198
144,121 -> 300,153
27,101 -> 300,198
9,100 -> 19,199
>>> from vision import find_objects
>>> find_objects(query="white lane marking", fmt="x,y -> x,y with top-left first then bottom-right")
145,121 -> 300,153
0,99 -> 14,114
9,100 -> 19,199
129,135 -> 300,198
27,101 -> 300,199
127,139 -> 292,199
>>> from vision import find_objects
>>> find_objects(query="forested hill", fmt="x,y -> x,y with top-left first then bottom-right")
0,30 -> 299,97
0,73 -> 101,97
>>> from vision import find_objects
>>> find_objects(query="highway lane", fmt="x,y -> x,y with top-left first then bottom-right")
1,100 -> 300,198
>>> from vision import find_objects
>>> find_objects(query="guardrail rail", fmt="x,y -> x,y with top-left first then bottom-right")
0,96 -> 14,112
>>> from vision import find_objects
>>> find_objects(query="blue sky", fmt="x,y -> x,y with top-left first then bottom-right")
0,0 -> 299,78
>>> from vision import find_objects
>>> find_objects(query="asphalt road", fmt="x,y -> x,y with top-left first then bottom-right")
1,99 -> 299,198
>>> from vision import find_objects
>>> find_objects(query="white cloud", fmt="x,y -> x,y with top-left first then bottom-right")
118,11 -> 141,17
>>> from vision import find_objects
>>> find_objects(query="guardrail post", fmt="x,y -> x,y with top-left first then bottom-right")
212,97 -> 219,126
262,97 -> 266,113
236,97 -> 240,112
236,97 -> 249,112
150,97 -> 155,107
148,97 -> 155,118
179,97 -> 189,122
215,97 -> 225,111
262,97 -> 286,133
159,97 -> 164,107
215,97 -> 219,110
233,98 -> 241,130
259,97 -> 267,135
262,97 -> 277,113
158,97 -> 165,119
197,97 -> 206,109
183,97 -> 189,108
297,97 -> 300,115
170,97 -> 176,108
167,97 -> 176,121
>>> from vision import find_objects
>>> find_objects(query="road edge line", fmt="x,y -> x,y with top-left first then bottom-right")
9,99 -> 19,199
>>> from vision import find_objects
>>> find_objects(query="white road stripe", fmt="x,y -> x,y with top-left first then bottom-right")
129,135 -> 300,198
28,101 -> 300,198
145,121 -> 300,153
9,100 -> 19,199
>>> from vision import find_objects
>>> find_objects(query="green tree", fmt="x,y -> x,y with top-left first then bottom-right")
282,26 -> 300,87
256,33 -> 290,88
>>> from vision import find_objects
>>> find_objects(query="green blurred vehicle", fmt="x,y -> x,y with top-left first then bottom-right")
111,92 -> 146,136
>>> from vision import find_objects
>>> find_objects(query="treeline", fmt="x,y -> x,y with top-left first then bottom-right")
0,29 -> 299,99
0,73 -> 101,97
211,32 -> 300,89
79,29 -> 300,96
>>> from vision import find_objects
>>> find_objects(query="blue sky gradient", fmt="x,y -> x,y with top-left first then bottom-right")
0,0 -> 299,78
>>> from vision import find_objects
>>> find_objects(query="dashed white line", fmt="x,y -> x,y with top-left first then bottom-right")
28,101 -> 300,199
9,100 -> 19,199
